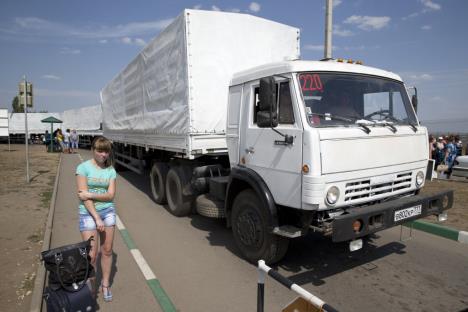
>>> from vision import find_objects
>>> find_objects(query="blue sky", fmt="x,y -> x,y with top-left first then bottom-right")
0,0 -> 467,124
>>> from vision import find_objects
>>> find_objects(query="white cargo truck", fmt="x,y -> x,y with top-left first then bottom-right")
101,9 -> 453,264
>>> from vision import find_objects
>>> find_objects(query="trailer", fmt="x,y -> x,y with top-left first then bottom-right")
8,112 -> 63,144
62,105 -> 103,147
101,9 -> 453,264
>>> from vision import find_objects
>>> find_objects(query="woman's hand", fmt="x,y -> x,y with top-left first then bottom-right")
78,191 -> 94,201
95,217 -> 105,232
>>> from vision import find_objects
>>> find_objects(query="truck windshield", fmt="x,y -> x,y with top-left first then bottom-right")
298,72 -> 418,128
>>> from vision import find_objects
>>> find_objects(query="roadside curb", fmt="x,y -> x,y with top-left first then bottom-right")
30,154 -> 62,312
404,220 -> 468,244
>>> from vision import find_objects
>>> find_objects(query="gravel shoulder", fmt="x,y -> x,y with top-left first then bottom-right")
0,144 -> 59,312
421,178 -> 468,232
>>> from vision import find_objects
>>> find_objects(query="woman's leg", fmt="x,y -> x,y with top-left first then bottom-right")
81,230 -> 98,294
100,226 -> 115,288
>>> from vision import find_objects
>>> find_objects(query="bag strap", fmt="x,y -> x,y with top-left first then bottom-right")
53,236 -> 93,292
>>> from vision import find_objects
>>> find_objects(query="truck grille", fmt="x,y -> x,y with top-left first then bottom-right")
344,172 -> 412,202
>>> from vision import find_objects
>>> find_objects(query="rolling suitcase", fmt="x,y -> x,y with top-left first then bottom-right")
43,281 -> 96,312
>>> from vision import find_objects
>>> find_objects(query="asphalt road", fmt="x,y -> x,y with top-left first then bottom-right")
52,150 -> 468,312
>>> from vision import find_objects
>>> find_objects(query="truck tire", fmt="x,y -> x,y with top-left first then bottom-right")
196,194 -> 225,218
231,189 -> 289,264
165,166 -> 193,217
150,162 -> 168,204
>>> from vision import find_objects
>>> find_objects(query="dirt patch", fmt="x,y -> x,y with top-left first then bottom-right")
0,144 -> 59,312
421,178 -> 468,232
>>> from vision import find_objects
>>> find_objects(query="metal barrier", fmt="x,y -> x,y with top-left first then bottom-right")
257,260 -> 338,312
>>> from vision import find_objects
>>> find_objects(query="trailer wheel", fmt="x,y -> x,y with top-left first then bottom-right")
165,166 -> 193,217
231,189 -> 289,264
150,162 -> 169,204
196,194 -> 225,218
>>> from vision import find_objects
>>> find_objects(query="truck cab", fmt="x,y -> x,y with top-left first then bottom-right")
225,60 -> 453,263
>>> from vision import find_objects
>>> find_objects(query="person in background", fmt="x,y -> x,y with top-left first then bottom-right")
76,136 -> 117,302
56,129 -> 64,152
64,129 -> 71,154
44,130 -> 51,152
70,129 -> 79,153
445,135 -> 458,178
434,137 -> 445,169
455,135 -> 462,157
429,135 -> 436,160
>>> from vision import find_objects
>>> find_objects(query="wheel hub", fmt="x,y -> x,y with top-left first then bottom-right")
236,210 -> 262,247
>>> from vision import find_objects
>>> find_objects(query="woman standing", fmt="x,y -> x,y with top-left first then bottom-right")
76,136 -> 116,302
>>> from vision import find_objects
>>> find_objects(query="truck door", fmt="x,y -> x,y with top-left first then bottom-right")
240,79 -> 303,208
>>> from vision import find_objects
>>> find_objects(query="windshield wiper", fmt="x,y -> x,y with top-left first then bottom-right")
354,120 -> 372,134
310,113 -> 372,133
408,122 -> 418,132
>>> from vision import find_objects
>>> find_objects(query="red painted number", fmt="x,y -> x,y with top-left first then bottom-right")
300,74 -> 323,92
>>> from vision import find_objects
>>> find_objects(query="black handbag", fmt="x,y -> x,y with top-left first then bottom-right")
41,237 -> 95,292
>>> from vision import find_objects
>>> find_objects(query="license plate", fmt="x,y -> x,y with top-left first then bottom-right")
394,205 -> 422,222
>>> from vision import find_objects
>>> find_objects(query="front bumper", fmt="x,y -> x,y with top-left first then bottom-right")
332,190 -> 453,242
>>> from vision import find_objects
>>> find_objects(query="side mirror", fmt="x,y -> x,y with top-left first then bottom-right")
411,94 -> 418,113
257,77 -> 278,128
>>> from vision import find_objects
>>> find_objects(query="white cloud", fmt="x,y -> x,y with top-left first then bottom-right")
121,37 -> 146,46
8,17 -> 173,40
333,25 -> 353,37
60,47 -> 80,54
333,0 -> 343,8
403,0 -> 441,20
421,0 -> 441,11
410,73 -> 433,81
421,25 -> 432,30
134,38 -> 146,46
304,44 -> 325,51
344,15 -> 391,30
249,2 -> 261,12
99,39 -> 108,44
42,74 -> 60,80
211,5 -> 221,11
193,4 -> 202,10
121,37 -> 132,44
230,8 -> 241,13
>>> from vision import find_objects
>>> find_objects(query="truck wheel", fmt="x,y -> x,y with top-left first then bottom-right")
150,162 -> 168,204
196,194 -> 225,218
165,167 -> 193,217
231,189 -> 289,264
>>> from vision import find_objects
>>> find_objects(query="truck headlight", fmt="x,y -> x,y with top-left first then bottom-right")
326,186 -> 340,205
416,171 -> 424,187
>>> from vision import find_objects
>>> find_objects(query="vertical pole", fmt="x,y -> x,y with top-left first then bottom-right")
324,0 -> 333,59
257,260 -> 266,312
23,76 -> 30,183
50,124 -> 53,152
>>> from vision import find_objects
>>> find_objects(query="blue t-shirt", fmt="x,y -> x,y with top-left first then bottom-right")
76,160 -> 117,214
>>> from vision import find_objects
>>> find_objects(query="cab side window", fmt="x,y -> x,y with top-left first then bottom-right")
253,81 -> 295,125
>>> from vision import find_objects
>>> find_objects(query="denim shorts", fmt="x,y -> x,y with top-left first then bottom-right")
79,206 -> 116,232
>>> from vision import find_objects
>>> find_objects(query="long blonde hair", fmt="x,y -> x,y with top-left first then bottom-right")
91,136 -> 113,167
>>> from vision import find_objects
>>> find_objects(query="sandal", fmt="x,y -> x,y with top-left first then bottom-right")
101,283 -> 113,302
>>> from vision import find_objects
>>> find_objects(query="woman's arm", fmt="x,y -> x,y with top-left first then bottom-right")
78,179 -> 116,202
77,175 -> 105,231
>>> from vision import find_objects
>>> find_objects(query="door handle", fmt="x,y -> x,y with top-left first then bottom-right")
245,147 -> 255,154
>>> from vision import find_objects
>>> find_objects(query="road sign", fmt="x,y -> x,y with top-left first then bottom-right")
19,81 -> 33,107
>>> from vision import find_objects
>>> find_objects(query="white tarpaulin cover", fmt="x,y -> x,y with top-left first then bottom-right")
62,105 -> 102,133
0,109 -> 8,137
9,112 -> 62,134
101,9 -> 300,155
